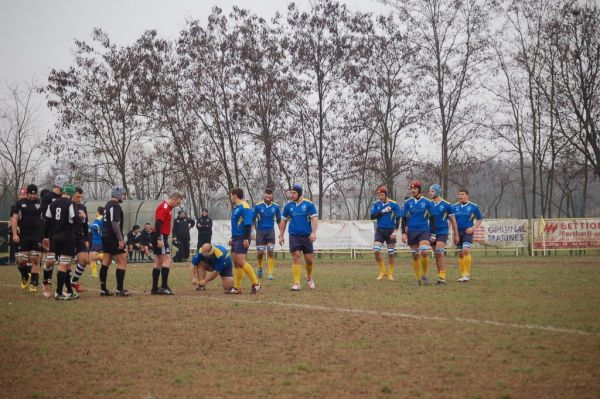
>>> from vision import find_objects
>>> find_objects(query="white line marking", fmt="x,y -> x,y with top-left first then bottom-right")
3,283 -> 597,337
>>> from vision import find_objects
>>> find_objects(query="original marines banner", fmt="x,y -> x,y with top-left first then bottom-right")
532,218 -> 600,249
473,219 -> 529,248
193,219 -> 529,250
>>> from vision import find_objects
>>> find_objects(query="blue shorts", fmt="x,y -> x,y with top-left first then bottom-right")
407,230 -> 431,246
433,234 -> 448,244
457,230 -> 473,250
255,229 -> 275,246
289,234 -> 313,254
217,258 -> 233,278
230,237 -> 250,254
374,228 -> 396,245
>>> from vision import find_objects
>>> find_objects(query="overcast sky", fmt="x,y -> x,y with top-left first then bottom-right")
0,0 -> 389,90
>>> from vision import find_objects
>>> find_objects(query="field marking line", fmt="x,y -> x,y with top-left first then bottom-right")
201,296 -> 600,337
2,282 -> 597,337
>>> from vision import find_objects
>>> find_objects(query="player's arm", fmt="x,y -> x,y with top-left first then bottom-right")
278,219 -> 288,245
242,208 -> 253,248
275,206 -> 282,225
10,210 -> 19,243
309,204 -> 318,242
369,203 -> 381,220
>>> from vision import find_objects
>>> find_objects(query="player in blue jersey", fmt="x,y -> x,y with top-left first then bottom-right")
278,184 -> 319,291
401,180 -> 436,285
370,186 -> 402,280
428,184 -> 459,284
252,188 -> 281,280
452,189 -> 483,282
192,243 -> 234,292
88,206 -> 104,278
228,188 -> 260,294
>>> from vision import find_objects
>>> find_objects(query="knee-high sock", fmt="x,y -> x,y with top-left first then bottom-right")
243,263 -> 258,285
72,262 -> 86,283
257,257 -> 264,269
152,268 -> 160,290
439,270 -> 446,280
116,268 -> 125,291
292,264 -> 301,285
458,257 -> 465,276
161,267 -> 170,287
388,261 -> 395,277
91,261 -> 97,275
267,257 -> 275,275
234,267 -> 244,289
412,258 -> 421,280
377,260 -> 385,275
420,255 -> 429,276
464,254 -> 472,275
56,270 -> 66,295
305,263 -> 313,279
18,265 -> 29,280
100,265 -> 109,291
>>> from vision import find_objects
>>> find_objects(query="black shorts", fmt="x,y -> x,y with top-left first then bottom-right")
153,234 -> 171,255
433,234 -> 449,244
374,228 -> 396,245
289,234 -> 313,254
407,230 -> 431,246
255,229 -> 275,246
230,237 -> 250,255
102,237 -> 126,255
53,238 -> 76,258
75,240 -> 88,254
17,238 -> 42,253
457,230 -> 473,250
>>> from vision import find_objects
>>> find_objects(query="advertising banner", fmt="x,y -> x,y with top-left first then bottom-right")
474,219 -> 529,248
532,218 -> 600,249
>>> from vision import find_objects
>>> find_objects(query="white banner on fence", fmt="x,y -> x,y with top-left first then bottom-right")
475,219 -> 529,248
189,219 -> 529,250
532,218 -> 600,249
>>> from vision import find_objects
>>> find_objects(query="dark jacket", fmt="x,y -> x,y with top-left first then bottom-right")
173,217 -> 194,240
196,216 -> 213,237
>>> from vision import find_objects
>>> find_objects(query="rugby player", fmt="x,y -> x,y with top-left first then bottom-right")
370,186 -> 402,280
428,184 -> 459,284
252,188 -> 281,280
452,189 -> 483,282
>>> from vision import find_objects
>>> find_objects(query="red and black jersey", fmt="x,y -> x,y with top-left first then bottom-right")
45,197 -> 76,241
102,200 -> 124,240
12,198 -> 43,239
155,200 -> 173,236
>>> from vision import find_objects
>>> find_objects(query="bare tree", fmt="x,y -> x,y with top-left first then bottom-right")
0,82 -> 43,201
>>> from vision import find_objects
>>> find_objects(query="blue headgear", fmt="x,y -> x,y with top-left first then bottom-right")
430,184 -> 442,197
111,186 -> 126,200
291,184 -> 303,196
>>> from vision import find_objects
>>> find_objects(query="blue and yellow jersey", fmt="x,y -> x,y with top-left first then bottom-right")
253,202 -> 282,231
402,196 -> 436,232
452,201 -> 483,230
370,200 -> 402,229
89,217 -> 103,246
430,199 -> 454,235
231,201 -> 253,237
191,244 -> 230,272
282,198 -> 318,236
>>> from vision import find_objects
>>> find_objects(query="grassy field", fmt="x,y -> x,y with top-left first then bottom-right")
0,256 -> 599,398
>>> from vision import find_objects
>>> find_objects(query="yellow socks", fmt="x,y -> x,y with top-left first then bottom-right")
267,258 -> 275,275
234,267 -> 244,289
292,264 -> 301,285
439,270 -> 446,280
378,260 -> 385,274
388,263 -> 395,278
91,262 -> 97,276
412,258 -> 421,280
243,263 -> 259,285
257,257 -> 264,270
420,255 -> 429,276
305,263 -> 313,279
464,254 -> 472,275
458,257 -> 465,276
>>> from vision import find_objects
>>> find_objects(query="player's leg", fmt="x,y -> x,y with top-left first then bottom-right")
55,255 -> 74,300
16,250 -> 29,288
256,245 -> 266,279
99,238 -> 115,296
386,244 -> 396,280
266,242 -> 276,280
114,252 -> 129,296
89,251 -> 99,277
419,239 -> 432,285
435,241 -> 447,284
241,251 -> 260,294
42,249 -> 56,297
231,252 -> 245,294
151,235 -> 164,294
304,251 -> 315,289
156,235 -> 174,294
290,249 -> 302,291
373,240 -> 386,280
29,247 -> 41,292
220,260 -> 234,291
71,245 -> 89,292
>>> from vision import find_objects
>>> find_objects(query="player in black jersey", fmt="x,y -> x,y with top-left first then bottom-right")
100,187 -> 130,297
43,183 -> 80,300
11,184 -> 43,292
40,174 -> 68,298
70,187 -> 90,293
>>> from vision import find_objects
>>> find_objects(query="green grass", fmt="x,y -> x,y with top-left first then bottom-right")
0,256 -> 599,398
